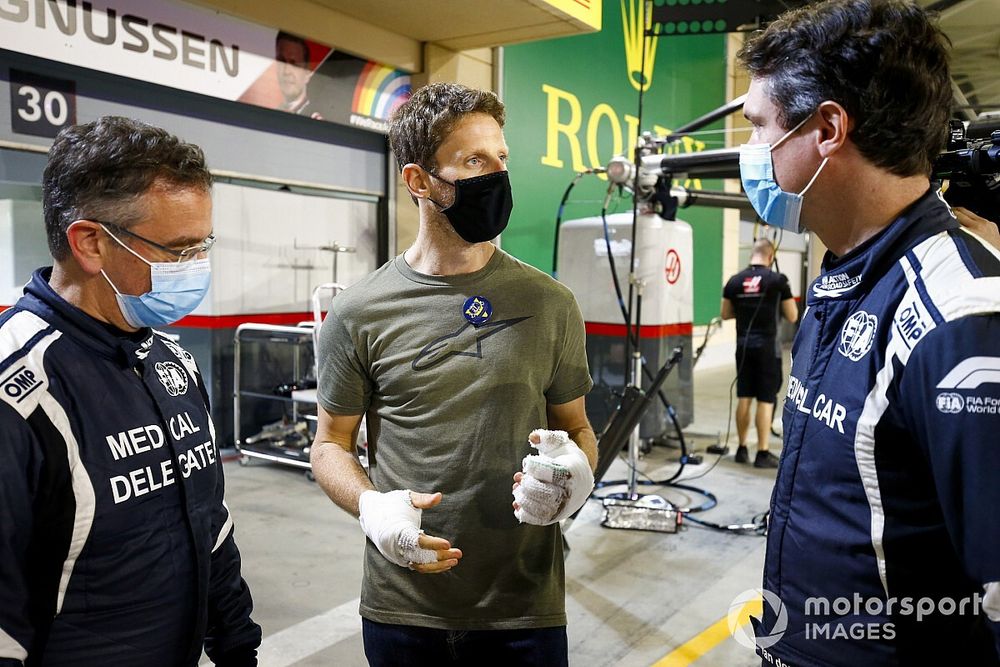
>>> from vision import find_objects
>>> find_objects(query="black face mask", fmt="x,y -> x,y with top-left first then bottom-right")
427,170 -> 514,243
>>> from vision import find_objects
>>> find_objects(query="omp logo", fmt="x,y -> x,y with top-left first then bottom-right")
411,317 -> 531,371
1,365 -> 42,404
154,361 -> 189,396
936,357 -> 1000,389
936,392 -> 965,414
838,311 -> 878,362
894,301 -> 929,348
622,0 -> 659,92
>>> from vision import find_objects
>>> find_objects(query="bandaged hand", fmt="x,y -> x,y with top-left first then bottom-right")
512,429 -> 595,525
358,489 -> 461,572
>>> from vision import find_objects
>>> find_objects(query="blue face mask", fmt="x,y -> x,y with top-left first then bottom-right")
100,228 -> 211,328
739,113 -> 828,233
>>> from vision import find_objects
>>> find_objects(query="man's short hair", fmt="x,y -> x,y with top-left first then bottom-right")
752,238 -> 776,261
276,31 -> 310,64
388,82 -> 506,173
42,116 -> 212,261
738,0 -> 952,178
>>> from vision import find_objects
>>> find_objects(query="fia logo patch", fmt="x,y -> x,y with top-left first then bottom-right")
838,311 -> 878,361
936,392 -> 965,414
155,361 -> 189,396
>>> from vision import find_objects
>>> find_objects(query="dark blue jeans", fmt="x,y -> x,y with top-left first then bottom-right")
362,618 -> 568,667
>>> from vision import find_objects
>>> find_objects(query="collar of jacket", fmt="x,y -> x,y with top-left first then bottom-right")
806,188 -> 958,305
20,267 -> 155,369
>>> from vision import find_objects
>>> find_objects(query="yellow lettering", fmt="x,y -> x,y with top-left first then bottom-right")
655,129 -> 707,189
541,84 -> 585,171
540,86 -> 711,189
586,103 -> 623,180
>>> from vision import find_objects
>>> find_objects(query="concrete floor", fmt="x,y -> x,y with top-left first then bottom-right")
218,354 -> 785,667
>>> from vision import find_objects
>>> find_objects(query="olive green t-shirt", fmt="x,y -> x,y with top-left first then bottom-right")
316,248 -> 592,630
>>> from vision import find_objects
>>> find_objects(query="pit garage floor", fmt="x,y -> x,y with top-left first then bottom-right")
214,355 -> 786,667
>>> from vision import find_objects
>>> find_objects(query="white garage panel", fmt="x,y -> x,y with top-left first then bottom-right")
202,182 -> 379,316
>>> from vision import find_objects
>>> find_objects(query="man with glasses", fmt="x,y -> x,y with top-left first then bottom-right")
0,116 -> 261,666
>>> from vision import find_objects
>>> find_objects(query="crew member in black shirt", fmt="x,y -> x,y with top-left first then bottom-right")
719,239 -> 797,468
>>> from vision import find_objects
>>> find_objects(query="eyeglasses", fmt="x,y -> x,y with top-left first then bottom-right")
97,221 -> 216,263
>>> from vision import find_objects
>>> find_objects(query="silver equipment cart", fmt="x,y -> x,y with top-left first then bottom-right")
233,284 -> 365,478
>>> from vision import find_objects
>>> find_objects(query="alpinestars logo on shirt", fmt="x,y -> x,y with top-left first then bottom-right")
411,317 -> 531,371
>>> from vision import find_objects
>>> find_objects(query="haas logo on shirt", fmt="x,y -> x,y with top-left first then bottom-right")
743,276 -> 763,294
155,361 -> 189,396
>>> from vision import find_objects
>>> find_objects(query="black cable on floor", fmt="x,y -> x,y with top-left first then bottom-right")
562,175 -> 772,535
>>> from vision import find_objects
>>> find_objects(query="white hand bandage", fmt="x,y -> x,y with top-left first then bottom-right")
513,429 -> 595,525
358,489 -> 438,568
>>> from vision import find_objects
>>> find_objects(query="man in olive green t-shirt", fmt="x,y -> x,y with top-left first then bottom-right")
310,83 -> 597,667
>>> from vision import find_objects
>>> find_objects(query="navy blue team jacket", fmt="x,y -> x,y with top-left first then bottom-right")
755,190 -> 1000,666
0,269 -> 261,666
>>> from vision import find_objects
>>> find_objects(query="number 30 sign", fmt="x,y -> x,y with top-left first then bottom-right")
10,69 -> 77,139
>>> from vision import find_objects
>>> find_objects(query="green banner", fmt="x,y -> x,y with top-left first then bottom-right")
502,0 -> 728,324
